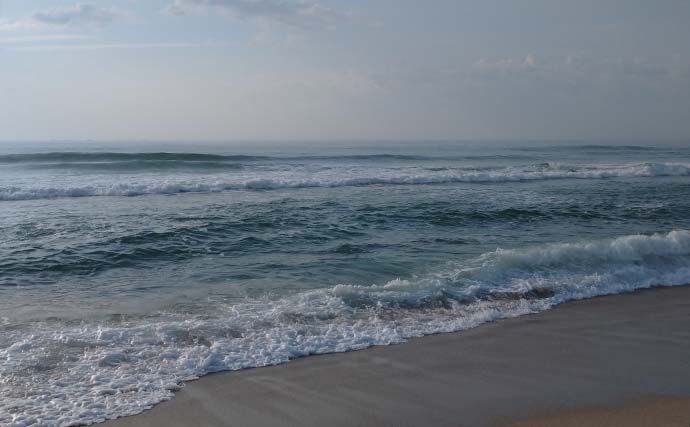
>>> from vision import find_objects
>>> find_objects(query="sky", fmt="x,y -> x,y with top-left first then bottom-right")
1,0 -> 689,142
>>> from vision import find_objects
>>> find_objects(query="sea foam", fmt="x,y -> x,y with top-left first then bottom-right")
2,230 -> 690,426
1,162 -> 688,201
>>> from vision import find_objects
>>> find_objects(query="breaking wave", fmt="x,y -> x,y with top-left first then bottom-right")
1,161 -> 689,201
0,152 -> 269,163
2,230 -> 690,426
0,152 -> 427,164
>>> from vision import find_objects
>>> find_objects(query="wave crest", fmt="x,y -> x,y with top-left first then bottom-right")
2,162 -> 688,201
2,231 -> 690,426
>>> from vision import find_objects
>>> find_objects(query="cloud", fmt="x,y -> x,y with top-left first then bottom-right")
0,20 -> 37,32
0,3 -> 124,31
167,0 -> 346,29
473,54 -> 539,75
7,42 -> 233,52
465,53 -> 689,86
562,54 -> 673,79
357,52 -> 690,106
0,35 -> 93,43
34,3 -> 123,27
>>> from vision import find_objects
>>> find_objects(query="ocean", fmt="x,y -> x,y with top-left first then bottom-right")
1,141 -> 690,426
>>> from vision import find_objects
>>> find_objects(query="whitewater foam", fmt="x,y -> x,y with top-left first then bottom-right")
2,230 -> 690,426
1,162 -> 688,201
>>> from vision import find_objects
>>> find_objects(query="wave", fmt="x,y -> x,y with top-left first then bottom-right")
21,160 -> 247,172
516,144 -> 667,152
569,144 -> 665,151
2,230 -> 690,426
0,151 -> 597,168
4,202 -> 682,277
0,152 -> 428,164
1,162 -> 688,201
0,152 -> 269,163
332,230 -> 690,309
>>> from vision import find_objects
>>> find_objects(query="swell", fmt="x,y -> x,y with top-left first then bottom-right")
2,231 -> 690,426
0,152 -> 428,164
21,160 -> 246,172
4,202 -> 683,277
0,151 -> 597,167
515,144 -> 669,152
2,161 -> 689,201
0,152 -> 269,163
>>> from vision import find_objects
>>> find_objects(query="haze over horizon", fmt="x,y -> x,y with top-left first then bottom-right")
2,0 -> 690,142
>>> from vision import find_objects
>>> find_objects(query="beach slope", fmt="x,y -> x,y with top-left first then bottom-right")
103,286 -> 690,427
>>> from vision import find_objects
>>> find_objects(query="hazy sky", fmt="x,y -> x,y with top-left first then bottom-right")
1,0 -> 689,142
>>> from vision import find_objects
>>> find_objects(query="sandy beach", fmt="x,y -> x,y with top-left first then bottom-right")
500,396 -> 690,426
101,285 -> 690,427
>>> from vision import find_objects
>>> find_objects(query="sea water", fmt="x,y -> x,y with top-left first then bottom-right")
1,141 -> 690,426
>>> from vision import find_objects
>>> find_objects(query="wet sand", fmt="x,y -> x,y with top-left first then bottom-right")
499,396 -> 690,427
103,286 -> 690,427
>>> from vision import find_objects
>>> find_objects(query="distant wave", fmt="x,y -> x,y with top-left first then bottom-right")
3,230 -> 690,426
0,151 -> 562,168
565,144 -> 665,151
0,152 -> 267,163
0,152 -> 428,164
1,162 -> 688,201
21,160 -> 247,172
515,144 -> 668,152
2,204 -> 650,277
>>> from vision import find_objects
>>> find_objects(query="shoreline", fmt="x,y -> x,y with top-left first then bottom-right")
102,285 -> 690,426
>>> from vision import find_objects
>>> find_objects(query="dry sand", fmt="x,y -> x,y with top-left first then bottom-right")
103,286 -> 690,427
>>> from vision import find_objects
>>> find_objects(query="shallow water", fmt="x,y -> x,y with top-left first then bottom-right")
1,141 -> 690,426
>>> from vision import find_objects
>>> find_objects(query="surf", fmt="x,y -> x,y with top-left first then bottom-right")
1,161 -> 689,201
2,231 -> 689,426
